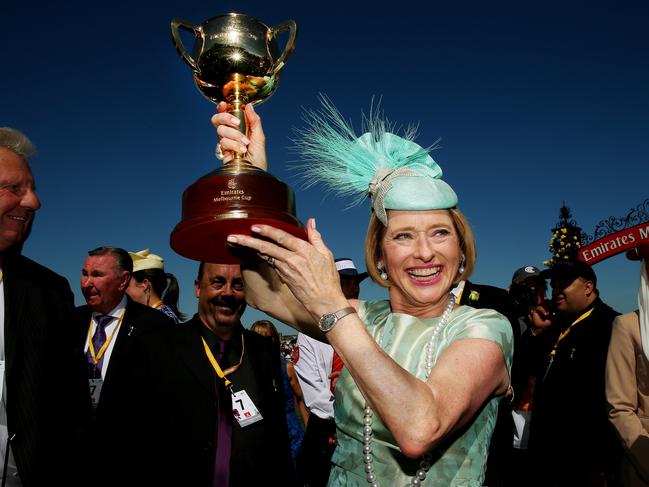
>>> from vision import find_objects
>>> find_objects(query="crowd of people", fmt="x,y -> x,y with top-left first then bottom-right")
0,100 -> 647,487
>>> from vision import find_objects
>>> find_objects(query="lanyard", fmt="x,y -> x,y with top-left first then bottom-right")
543,307 -> 594,381
87,309 -> 126,366
201,335 -> 245,390
549,307 -> 594,358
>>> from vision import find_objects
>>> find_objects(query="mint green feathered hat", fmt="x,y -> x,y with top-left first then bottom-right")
294,97 -> 458,226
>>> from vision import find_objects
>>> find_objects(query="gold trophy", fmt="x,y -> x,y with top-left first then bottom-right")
170,13 -> 304,263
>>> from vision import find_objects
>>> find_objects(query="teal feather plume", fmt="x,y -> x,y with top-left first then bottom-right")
291,95 -> 440,208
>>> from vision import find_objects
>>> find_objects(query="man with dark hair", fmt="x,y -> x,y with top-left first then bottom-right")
127,262 -> 294,486
77,245 -> 172,485
529,261 -> 621,487
0,127 -> 89,486
509,265 -> 548,333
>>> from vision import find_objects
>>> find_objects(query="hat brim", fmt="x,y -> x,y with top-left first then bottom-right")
339,271 -> 369,282
539,268 -> 552,279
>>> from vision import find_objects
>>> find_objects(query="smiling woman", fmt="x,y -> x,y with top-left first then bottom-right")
215,100 -> 513,486
367,208 -> 476,317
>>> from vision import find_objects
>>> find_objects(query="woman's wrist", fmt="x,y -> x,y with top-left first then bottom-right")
309,297 -> 351,322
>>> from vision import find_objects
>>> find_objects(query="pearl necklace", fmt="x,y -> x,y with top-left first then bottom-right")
362,293 -> 456,487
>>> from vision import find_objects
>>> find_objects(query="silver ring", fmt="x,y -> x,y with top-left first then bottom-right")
267,256 -> 275,268
215,143 -> 225,161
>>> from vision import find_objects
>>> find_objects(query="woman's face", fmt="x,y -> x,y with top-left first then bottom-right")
126,278 -> 148,305
381,209 -> 462,317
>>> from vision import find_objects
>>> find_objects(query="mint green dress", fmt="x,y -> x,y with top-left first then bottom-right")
327,300 -> 514,487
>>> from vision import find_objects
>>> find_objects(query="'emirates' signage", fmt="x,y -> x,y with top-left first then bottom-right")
579,222 -> 649,264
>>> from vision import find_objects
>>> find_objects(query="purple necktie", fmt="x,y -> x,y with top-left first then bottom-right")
213,339 -> 232,487
87,314 -> 113,378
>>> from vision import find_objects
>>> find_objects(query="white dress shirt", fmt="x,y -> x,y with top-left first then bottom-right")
83,295 -> 127,379
0,273 -> 22,485
294,333 -> 335,420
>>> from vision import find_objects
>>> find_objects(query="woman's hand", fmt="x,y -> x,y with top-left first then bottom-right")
211,102 -> 268,170
227,218 -> 349,319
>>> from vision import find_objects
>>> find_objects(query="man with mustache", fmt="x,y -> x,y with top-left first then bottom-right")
127,262 -> 294,486
0,128 -> 89,486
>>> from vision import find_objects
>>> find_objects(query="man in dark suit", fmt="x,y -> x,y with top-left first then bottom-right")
530,261 -> 621,487
0,128 -> 89,486
76,246 -> 172,485
127,262 -> 295,487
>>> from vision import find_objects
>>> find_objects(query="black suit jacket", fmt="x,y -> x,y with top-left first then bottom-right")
76,297 -> 173,485
126,315 -> 295,487
530,297 -> 622,483
2,252 -> 90,486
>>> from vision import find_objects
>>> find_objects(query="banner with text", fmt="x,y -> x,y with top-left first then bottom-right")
579,222 -> 649,264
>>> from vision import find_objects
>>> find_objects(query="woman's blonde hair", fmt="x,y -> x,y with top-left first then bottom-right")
364,208 -> 476,288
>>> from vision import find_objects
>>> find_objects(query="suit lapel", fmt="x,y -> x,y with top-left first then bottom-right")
102,299 -> 137,386
3,255 -> 26,378
77,306 -> 92,351
176,318 -> 217,395
240,330 -> 264,386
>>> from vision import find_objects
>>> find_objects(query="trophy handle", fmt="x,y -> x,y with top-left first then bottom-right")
269,20 -> 297,75
171,18 -> 200,71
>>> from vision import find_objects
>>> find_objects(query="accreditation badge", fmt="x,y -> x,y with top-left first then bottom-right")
231,389 -> 263,427
88,378 -> 103,408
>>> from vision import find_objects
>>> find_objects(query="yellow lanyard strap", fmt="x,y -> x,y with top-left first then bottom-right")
542,307 -> 595,381
549,307 -> 594,358
201,335 -> 245,390
87,309 -> 126,365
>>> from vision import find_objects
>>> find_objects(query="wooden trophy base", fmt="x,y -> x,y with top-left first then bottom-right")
171,164 -> 306,264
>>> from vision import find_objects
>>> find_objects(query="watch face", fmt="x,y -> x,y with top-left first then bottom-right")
319,314 -> 336,331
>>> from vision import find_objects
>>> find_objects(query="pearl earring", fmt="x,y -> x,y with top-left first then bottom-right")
459,255 -> 466,275
378,265 -> 388,281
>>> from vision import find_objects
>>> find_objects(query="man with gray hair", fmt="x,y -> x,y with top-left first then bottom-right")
0,128 -> 89,486
76,246 -> 173,486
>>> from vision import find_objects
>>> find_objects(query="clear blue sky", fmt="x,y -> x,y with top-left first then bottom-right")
3,0 -> 648,334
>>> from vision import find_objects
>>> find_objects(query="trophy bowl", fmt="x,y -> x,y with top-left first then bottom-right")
170,13 -> 305,263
